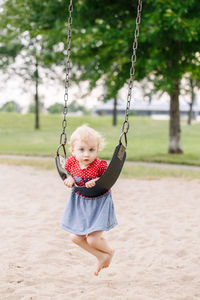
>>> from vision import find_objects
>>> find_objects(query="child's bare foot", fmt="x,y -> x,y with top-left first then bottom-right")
103,249 -> 115,269
94,250 -> 115,276
94,253 -> 110,276
108,249 -> 115,266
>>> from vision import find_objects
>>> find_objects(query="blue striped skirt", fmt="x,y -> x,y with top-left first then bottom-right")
61,188 -> 118,235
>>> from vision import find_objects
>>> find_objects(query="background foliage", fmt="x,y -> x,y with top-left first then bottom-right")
0,112 -> 199,166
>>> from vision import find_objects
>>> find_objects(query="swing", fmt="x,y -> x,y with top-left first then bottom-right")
55,0 -> 143,198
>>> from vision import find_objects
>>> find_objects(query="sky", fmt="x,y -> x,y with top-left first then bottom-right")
0,0 -> 200,114
0,61 -> 148,113
1,64 -> 200,113
0,68 -> 102,112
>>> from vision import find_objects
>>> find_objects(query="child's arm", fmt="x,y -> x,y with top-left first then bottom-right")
64,174 -> 75,188
85,159 -> 108,188
85,178 -> 99,188
64,156 -> 75,188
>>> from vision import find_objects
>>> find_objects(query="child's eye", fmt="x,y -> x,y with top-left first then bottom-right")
89,148 -> 94,152
79,148 -> 84,152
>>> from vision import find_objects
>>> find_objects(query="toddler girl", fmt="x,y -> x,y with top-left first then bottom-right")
61,125 -> 118,276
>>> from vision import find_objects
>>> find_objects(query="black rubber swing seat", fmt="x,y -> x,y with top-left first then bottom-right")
55,143 -> 126,198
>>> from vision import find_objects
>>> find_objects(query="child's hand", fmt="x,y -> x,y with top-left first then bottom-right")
64,176 -> 75,188
85,179 -> 97,188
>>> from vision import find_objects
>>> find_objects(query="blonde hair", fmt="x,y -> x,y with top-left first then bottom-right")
69,125 -> 104,152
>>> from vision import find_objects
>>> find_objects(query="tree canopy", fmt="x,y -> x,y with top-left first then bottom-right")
0,0 -> 200,151
0,100 -> 21,112
71,0 -> 200,97
1,0 -> 200,97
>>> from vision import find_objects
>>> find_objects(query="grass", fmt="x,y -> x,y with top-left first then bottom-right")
0,112 -> 200,166
0,157 -> 199,180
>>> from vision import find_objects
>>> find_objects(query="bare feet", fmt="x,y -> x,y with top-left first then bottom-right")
94,250 -> 115,276
94,253 -> 109,276
107,249 -> 115,267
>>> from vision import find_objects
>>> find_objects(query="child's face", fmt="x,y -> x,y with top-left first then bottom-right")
72,138 -> 98,168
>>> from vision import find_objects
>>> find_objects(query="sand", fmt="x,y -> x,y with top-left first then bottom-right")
1,164 -> 200,300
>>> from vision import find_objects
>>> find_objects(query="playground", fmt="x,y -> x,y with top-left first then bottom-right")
1,0 -> 200,298
1,164 -> 200,299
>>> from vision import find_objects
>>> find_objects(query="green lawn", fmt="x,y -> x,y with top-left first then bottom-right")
0,157 -> 200,180
0,112 -> 200,166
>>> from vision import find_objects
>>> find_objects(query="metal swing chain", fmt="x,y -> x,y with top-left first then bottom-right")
59,0 -> 73,148
58,0 -> 141,150
119,0 -> 143,148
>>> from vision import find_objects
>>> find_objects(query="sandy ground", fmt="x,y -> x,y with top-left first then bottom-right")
1,164 -> 200,300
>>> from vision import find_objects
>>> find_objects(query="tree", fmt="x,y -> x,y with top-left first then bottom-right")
69,0 -> 200,153
187,64 -> 200,125
1,0 -> 200,153
1,101 -> 21,112
47,103 -> 64,114
181,76 -> 200,125
187,78 -> 196,125
28,100 -> 45,114
68,100 -> 91,114
0,0 -> 65,129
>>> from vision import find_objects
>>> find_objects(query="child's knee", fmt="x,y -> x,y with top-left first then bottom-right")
87,235 -> 97,248
70,234 -> 85,244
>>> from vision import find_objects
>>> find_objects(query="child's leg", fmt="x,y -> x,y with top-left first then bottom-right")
70,234 -> 110,276
87,231 -> 114,255
87,231 -> 114,270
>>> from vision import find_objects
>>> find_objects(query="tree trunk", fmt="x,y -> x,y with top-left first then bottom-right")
35,58 -> 40,130
168,79 -> 183,154
113,97 -> 117,126
187,78 -> 195,125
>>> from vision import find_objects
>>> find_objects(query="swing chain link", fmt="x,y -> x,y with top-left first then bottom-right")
59,0 -> 73,147
120,0 -> 142,147
58,0 -> 142,149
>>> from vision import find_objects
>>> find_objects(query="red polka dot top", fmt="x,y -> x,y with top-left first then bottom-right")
65,156 -> 108,186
